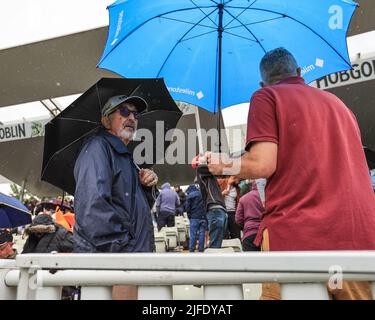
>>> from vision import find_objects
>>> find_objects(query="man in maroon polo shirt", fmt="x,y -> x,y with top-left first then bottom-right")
206,48 -> 375,299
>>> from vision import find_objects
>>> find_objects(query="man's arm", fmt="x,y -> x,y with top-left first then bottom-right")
206,141 -> 278,180
185,196 -> 192,219
212,88 -> 278,180
138,169 -> 158,208
237,141 -> 277,179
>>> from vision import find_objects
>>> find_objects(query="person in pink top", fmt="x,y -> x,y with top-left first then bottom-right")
235,181 -> 264,251
205,48 -> 375,300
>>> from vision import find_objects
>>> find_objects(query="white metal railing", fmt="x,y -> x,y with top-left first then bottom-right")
1,252 -> 375,300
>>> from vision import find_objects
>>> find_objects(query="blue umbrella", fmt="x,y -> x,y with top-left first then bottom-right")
98,0 -> 357,114
0,193 -> 32,228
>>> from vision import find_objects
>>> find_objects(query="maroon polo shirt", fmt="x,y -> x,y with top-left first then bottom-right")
246,76 -> 375,250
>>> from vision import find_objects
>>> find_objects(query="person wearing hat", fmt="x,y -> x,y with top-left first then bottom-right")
22,214 -> 73,254
73,94 -> 158,254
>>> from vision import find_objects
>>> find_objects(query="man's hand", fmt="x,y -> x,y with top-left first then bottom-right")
139,169 -> 158,187
205,152 -> 237,176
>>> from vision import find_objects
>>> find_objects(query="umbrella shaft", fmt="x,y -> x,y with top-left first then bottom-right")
217,4 -> 224,152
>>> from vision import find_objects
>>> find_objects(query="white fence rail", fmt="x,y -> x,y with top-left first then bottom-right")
1,252 -> 375,300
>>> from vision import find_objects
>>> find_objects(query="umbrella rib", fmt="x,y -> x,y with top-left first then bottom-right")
41,126 -> 101,180
223,30 -> 258,43
95,83 -> 103,116
159,16 -> 217,30
55,118 -> 100,125
180,30 -> 218,43
129,84 -> 143,97
99,6 -> 216,65
223,0 -> 258,29
226,16 -> 284,30
156,7 -> 218,78
224,8 -> 267,53
226,5 -> 353,67
189,0 -> 218,27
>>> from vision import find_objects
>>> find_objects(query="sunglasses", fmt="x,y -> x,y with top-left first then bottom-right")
117,106 -> 141,119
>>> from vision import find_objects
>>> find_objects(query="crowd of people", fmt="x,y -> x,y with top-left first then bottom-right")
1,198 -> 75,258
152,176 -> 263,253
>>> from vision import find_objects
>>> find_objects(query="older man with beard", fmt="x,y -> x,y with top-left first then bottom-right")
73,95 -> 158,254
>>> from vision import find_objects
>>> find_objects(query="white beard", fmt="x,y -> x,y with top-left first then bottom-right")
116,127 -> 135,142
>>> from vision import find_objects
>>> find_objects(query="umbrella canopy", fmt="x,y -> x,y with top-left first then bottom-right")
0,193 -> 32,228
98,0 -> 357,113
41,77 -> 182,195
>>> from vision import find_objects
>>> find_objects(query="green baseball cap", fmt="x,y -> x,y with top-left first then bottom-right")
102,95 -> 148,117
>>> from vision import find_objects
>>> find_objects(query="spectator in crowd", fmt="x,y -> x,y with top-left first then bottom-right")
192,155 -> 227,248
174,185 -> 186,216
206,47 -> 375,300
0,229 -> 17,259
185,184 -> 207,252
155,182 -> 180,231
73,95 -> 159,301
73,95 -> 158,253
235,180 -> 264,251
26,199 -> 38,215
22,214 -> 73,254
34,201 -> 57,218
218,176 -> 241,239
21,214 -> 77,300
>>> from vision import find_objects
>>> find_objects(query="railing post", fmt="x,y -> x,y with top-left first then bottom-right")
203,285 -> 244,300
16,267 -> 33,300
281,283 -> 329,300
0,268 -> 17,300
138,286 -> 173,300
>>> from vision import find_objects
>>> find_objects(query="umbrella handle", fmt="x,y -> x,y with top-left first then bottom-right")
132,161 -> 158,200
132,160 -> 141,172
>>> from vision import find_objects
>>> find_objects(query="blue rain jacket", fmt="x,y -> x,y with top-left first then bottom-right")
73,130 -> 154,252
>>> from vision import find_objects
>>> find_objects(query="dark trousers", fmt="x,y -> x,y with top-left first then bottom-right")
157,211 -> 175,231
189,219 -> 207,252
242,233 -> 260,251
206,208 -> 227,248
226,211 -> 241,239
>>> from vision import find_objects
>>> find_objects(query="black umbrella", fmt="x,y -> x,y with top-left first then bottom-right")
41,78 -> 182,195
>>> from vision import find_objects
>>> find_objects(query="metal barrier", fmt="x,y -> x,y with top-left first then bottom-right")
1,251 -> 375,300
